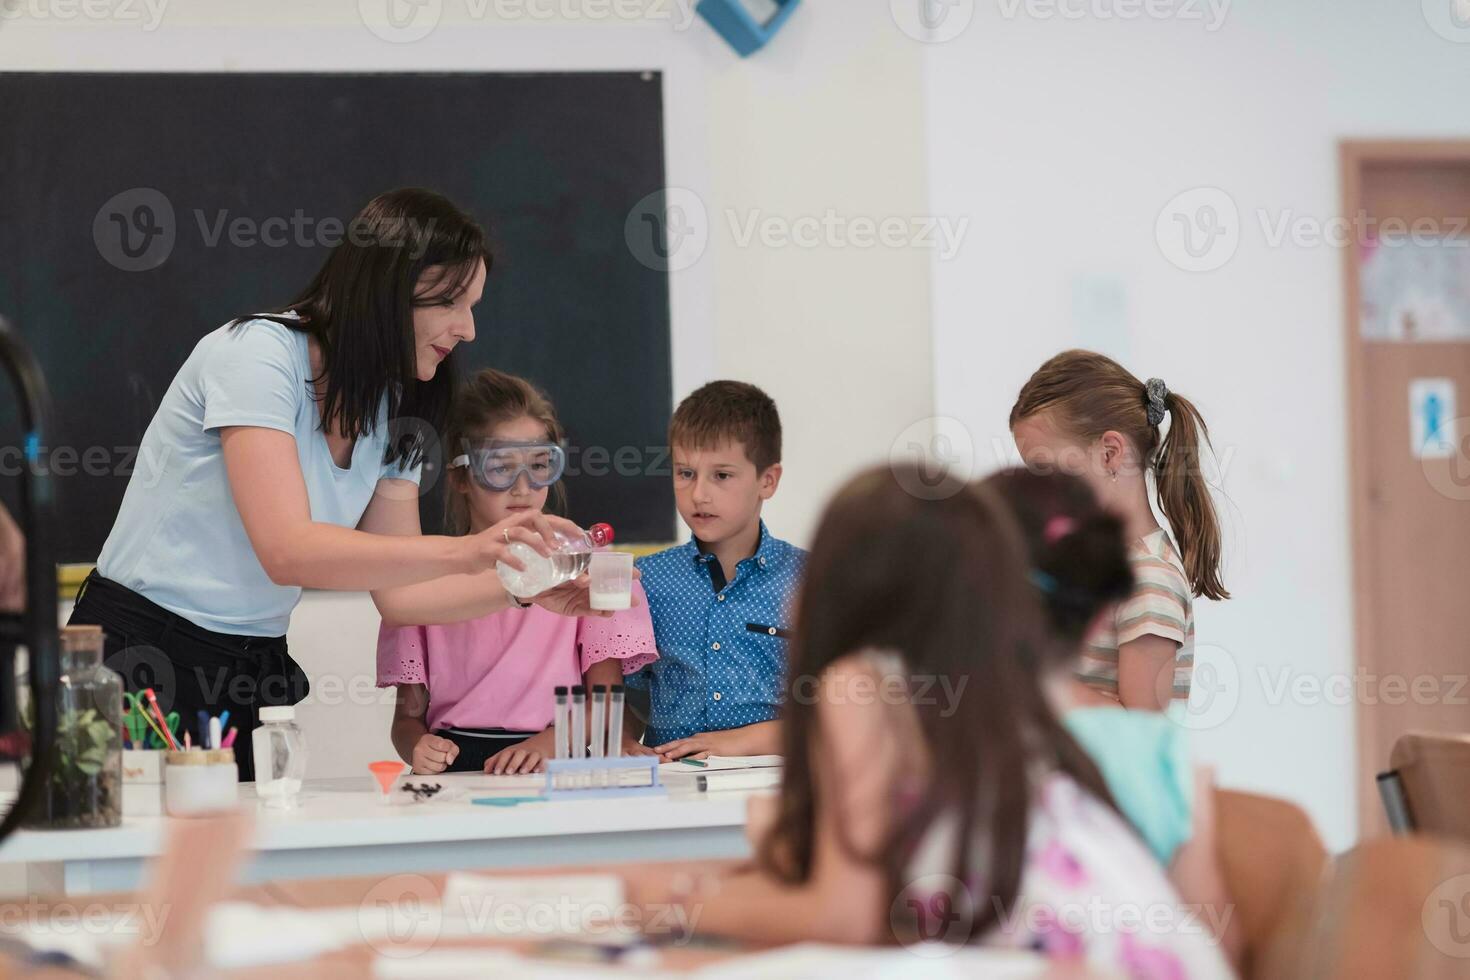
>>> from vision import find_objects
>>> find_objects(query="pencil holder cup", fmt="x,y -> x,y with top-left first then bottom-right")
122,749 -> 165,817
164,749 -> 238,817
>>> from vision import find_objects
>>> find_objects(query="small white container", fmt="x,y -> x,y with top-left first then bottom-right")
588,551 -> 634,611
253,705 -> 307,809
122,749 -> 165,817
164,749 -> 239,817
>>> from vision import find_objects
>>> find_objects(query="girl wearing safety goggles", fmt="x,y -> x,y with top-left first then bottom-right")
378,369 -> 658,776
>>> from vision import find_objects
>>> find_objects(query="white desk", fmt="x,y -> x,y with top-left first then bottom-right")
0,774 -> 754,896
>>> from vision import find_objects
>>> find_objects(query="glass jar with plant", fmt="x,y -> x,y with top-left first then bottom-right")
23,625 -> 123,829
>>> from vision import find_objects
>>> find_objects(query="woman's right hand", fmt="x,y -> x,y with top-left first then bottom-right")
462,511 -> 587,575
411,733 -> 459,774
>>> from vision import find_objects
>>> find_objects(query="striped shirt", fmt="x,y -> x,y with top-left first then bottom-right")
1078,528 -> 1194,700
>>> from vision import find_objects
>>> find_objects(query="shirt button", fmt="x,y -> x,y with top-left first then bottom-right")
713,692 -> 722,701
758,558 -> 766,567
711,642 -> 721,651
717,594 -> 725,602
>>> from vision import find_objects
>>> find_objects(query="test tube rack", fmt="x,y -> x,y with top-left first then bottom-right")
543,754 -> 665,800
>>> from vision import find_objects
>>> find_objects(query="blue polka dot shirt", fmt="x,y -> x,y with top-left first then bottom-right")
628,520 -> 807,745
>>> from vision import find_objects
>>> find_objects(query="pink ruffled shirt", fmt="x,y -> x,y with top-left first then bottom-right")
376,582 -> 658,732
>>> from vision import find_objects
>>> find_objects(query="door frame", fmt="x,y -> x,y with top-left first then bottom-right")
1341,139 -> 1470,831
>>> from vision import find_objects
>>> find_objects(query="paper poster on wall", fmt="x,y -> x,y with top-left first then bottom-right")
1360,237 -> 1470,341
1409,378 -> 1458,459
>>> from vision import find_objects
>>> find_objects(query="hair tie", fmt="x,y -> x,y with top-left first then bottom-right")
1043,515 -> 1076,545
1144,377 -> 1169,426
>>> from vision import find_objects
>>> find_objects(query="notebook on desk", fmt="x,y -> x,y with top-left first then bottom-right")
660,756 -> 783,793
658,755 -> 783,775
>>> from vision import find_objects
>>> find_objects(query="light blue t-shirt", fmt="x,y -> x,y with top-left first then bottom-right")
1064,706 -> 1195,865
97,316 -> 421,637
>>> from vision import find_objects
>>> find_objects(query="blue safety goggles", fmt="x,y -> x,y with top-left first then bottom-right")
450,440 -> 567,491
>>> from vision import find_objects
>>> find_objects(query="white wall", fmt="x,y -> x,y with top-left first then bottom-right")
923,0 -> 1470,850
3,3 -> 933,780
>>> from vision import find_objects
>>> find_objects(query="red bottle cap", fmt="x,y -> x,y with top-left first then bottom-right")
589,522 -> 614,546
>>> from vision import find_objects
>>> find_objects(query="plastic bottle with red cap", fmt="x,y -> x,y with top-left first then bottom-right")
495,522 -> 614,599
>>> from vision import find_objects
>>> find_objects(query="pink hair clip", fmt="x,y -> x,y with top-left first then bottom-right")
1043,515 -> 1076,544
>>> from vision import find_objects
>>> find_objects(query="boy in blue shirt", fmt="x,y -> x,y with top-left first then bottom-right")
628,381 -> 806,760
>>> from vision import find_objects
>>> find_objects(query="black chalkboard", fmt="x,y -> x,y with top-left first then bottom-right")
0,72 -> 675,563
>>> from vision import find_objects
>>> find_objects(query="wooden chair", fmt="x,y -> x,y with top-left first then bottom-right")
1383,732 -> 1470,840
1262,837 -> 1470,980
1215,790 -> 1328,979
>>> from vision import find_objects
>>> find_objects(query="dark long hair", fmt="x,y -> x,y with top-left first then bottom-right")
980,468 -> 1134,652
757,465 -> 1117,943
241,188 -> 489,468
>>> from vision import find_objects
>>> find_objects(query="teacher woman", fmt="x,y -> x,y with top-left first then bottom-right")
70,189 -> 595,779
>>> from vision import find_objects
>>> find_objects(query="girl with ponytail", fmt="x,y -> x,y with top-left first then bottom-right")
1009,350 -> 1228,710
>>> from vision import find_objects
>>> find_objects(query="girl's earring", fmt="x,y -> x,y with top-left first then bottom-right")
1110,469 -> 1118,483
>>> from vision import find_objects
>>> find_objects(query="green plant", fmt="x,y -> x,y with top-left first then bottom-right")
56,708 -> 115,779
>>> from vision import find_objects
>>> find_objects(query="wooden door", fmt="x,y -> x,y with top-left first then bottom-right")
1343,141 -> 1470,834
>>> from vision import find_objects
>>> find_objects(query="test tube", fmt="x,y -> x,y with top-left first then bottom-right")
570,685 -> 586,760
590,685 -> 607,759
608,685 -> 625,759
553,686 -> 569,759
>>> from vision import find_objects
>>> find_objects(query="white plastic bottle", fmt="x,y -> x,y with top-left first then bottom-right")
252,705 -> 307,808
496,522 -> 614,599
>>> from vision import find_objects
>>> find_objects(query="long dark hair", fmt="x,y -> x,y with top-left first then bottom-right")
241,188 -> 489,468
758,465 -> 1117,943
1010,349 -> 1229,600
980,468 -> 1134,652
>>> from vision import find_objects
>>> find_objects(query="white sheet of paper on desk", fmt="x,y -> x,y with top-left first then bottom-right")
694,943 -> 1047,979
442,872 -> 627,936
207,902 -> 361,967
